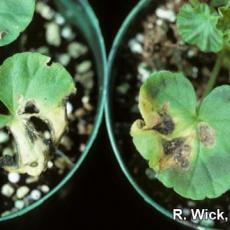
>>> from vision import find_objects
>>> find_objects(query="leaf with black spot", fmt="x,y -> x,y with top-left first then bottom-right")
0,53 -> 76,176
131,71 -> 230,200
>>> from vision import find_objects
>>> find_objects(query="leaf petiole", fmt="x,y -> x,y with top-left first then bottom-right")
203,51 -> 223,98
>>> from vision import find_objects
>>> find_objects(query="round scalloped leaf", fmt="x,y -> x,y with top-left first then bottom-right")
176,2 -> 224,52
0,0 -> 35,46
131,71 -> 230,200
0,52 -> 76,176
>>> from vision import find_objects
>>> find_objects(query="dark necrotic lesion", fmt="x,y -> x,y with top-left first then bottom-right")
163,138 -> 184,155
162,138 -> 191,170
25,116 -> 52,143
153,111 -> 175,135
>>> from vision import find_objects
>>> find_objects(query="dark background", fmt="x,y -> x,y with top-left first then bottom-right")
0,0 -> 182,229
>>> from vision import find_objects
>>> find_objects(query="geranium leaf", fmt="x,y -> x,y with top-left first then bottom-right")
131,71 -> 230,200
0,53 -> 76,176
176,2 -> 224,52
0,0 -> 35,46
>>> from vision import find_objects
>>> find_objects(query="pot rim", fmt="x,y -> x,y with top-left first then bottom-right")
104,0 -> 209,229
0,0 -> 106,222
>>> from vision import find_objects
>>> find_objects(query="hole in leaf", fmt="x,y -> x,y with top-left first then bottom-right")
29,116 -> 50,133
0,100 -> 10,115
28,117 -> 55,158
24,101 -> 39,114
46,58 -> 53,66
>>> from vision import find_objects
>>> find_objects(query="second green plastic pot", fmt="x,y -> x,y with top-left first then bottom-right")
0,0 -> 106,222
105,1 -> 211,229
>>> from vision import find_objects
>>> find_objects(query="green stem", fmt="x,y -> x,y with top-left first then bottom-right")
203,52 -> 223,98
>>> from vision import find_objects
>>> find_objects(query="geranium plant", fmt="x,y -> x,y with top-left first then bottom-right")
0,0 -> 76,176
131,0 -> 230,200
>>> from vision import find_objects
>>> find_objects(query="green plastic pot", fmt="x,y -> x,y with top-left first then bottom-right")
0,0 -> 106,222
105,1 -> 211,229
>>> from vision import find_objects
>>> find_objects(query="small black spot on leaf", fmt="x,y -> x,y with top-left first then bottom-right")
46,58 -> 53,66
24,101 -> 39,114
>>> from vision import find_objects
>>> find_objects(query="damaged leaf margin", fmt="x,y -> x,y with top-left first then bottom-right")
131,71 -> 230,200
0,0 -> 35,46
0,52 -> 76,176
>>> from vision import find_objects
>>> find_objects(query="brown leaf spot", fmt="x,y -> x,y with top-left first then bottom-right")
198,122 -> 215,148
160,138 -> 191,170
163,138 -> 184,155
